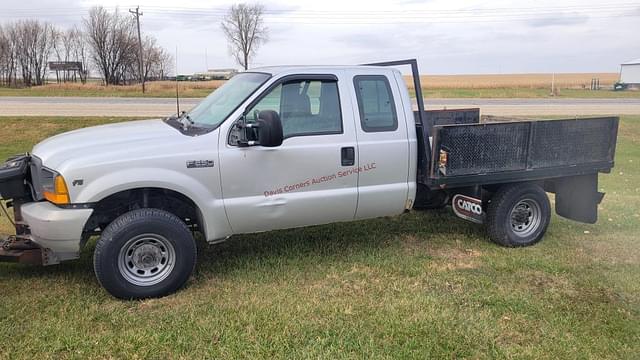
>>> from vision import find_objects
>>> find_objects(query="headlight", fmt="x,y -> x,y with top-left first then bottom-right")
41,168 -> 70,204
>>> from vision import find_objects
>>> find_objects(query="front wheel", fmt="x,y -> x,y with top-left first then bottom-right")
93,208 -> 197,299
486,183 -> 551,247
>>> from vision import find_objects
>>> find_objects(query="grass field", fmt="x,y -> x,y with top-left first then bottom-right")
1,73 -> 639,98
0,116 -> 639,359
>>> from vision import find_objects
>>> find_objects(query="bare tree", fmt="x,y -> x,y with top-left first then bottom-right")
12,20 -> 56,86
52,28 -> 69,64
221,3 -> 268,70
0,25 -> 5,85
127,35 -> 173,82
157,48 -> 173,80
52,26 -> 89,83
1,7 -> 171,87
0,25 -> 17,86
68,26 -> 90,83
149,39 -> 172,80
139,35 -> 159,81
0,24 -> 19,87
52,27 -> 71,82
84,6 -> 137,85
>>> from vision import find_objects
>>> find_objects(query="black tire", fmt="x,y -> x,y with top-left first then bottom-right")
93,208 -> 196,299
486,183 -> 551,247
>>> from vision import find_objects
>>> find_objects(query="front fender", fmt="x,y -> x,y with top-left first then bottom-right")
73,167 -> 232,241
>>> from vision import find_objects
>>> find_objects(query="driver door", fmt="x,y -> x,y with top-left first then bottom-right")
218,74 -> 359,234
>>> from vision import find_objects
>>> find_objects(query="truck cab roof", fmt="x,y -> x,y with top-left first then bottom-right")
251,65 -> 401,76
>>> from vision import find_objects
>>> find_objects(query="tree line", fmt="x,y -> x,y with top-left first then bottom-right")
0,6 -> 172,87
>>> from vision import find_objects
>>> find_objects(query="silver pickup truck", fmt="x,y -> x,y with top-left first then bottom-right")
0,59 -> 618,299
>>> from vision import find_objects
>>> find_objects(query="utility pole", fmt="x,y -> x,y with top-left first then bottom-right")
129,6 -> 145,93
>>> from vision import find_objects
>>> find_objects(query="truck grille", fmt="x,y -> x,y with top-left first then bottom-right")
29,155 -> 45,200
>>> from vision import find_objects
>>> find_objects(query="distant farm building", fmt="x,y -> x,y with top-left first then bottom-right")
192,68 -> 238,81
620,58 -> 640,86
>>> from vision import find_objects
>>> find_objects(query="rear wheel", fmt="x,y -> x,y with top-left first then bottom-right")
486,183 -> 551,247
93,208 -> 196,299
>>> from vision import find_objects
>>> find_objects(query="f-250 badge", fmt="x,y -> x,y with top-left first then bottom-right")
186,160 -> 214,169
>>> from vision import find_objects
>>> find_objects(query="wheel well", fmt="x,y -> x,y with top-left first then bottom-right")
81,188 -> 204,246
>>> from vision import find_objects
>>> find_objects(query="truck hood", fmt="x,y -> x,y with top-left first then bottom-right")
32,119 -> 195,170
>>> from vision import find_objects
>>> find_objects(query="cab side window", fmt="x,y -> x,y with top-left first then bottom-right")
246,79 -> 343,138
353,75 -> 398,132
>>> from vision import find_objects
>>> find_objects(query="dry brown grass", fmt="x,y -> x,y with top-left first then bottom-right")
48,80 -> 224,92
35,73 -> 621,93
406,73 -> 619,89
2,73 -> 632,98
148,80 -> 225,90
6,80 -> 224,97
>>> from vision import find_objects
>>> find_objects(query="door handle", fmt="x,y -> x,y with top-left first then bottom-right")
341,147 -> 355,166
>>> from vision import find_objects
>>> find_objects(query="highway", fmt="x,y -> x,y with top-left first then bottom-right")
1,96 -> 639,117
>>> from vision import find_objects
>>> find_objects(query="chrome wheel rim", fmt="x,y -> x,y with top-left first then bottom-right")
117,234 -> 176,287
509,199 -> 542,238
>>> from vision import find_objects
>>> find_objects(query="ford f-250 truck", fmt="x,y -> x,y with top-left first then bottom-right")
0,59 -> 618,299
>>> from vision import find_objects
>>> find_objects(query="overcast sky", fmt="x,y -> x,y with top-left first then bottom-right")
2,0 -> 640,74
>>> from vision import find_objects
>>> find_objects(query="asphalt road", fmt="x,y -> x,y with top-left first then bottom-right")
1,96 -> 639,117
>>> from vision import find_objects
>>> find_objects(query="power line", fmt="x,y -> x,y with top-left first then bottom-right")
244,13 -> 640,25
140,2 -> 640,13
144,12 -> 634,19
1,13 -> 638,25
0,3 -> 638,25
3,2 -> 640,16
140,3 -> 640,20
140,10 -> 640,25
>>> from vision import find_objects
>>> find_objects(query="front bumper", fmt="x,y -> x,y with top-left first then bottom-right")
1,154 -> 93,265
19,202 -> 93,264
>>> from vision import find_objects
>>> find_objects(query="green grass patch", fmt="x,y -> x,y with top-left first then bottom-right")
0,116 -> 638,359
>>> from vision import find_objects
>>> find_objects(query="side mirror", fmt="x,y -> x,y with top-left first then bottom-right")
255,110 -> 283,147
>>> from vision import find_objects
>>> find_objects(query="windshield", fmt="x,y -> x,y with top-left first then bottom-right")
187,72 -> 271,127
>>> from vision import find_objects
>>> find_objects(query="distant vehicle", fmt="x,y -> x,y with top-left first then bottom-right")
180,69 -> 238,81
614,82 -> 629,91
194,68 -> 238,80
0,59 -> 619,299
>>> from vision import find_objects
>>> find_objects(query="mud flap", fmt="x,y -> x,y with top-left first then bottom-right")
452,194 -> 484,224
552,173 -> 604,224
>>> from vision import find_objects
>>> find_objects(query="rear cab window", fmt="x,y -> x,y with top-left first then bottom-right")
353,75 -> 398,132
